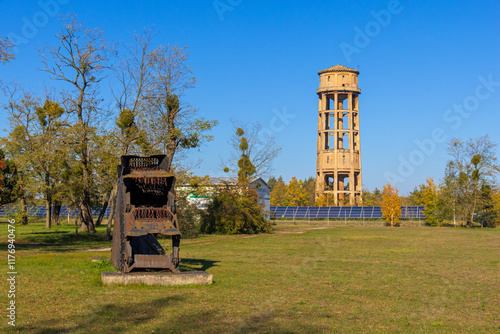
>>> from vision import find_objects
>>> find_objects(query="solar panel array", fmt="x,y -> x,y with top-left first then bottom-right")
0,205 -> 424,220
0,206 -> 112,218
270,206 -> 425,219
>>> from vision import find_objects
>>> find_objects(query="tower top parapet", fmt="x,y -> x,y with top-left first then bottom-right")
318,64 -> 359,75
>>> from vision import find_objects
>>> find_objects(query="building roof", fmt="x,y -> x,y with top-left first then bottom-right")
318,64 -> 359,75
208,177 -> 270,189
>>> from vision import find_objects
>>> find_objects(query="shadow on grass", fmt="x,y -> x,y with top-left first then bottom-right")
179,258 -> 219,272
15,295 -> 324,334
16,296 -> 185,334
0,232 -> 111,253
27,231 -> 69,235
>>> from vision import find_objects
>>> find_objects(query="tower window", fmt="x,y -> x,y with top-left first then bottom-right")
343,114 -> 349,129
342,133 -> 349,149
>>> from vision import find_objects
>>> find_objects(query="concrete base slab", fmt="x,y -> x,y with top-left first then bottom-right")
101,271 -> 213,286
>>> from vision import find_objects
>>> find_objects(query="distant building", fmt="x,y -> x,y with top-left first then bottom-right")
180,177 -> 271,220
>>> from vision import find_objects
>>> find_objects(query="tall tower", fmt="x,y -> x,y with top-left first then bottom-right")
315,65 -> 362,206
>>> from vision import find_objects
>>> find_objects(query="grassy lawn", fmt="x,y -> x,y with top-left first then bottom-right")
0,220 -> 499,333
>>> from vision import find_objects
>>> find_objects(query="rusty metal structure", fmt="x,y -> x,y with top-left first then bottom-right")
111,155 -> 181,273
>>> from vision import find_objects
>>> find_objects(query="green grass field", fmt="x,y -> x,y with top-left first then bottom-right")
0,220 -> 499,333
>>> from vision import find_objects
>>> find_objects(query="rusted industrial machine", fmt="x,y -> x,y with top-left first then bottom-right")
111,155 -> 181,273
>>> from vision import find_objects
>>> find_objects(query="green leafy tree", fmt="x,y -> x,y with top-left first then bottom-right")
234,128 -> 256,184
267,176 -> 277,191
362,188 -> 383,206
91,132 -> 120,227
0,148 -> 20,205
418,178 -> 442,226
381,183 -> 401,227
174,172 -> 212,239
475,184 -> 499,227
2,90 -> 67,229
444,136 -> 499,227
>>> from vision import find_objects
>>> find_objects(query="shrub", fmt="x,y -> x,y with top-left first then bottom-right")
200,185 -> 271,234
176,196 -> 201,239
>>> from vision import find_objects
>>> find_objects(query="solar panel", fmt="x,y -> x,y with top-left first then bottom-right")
269,206 -> 426,219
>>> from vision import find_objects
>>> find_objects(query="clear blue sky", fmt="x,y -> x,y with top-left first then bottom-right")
1,0 -> 499,195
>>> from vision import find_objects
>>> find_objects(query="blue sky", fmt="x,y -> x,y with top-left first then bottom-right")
1,0 -> 499,195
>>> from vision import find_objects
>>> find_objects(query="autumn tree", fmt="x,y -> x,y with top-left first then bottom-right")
315,193 -> 335,207
270,176 -> 287,206
303,177 -> 316,206
285,177 -> 308,206
315,179 -> 333,206
416,178 -> 442,226
0,36 -> 14,64
491,189 -> 500,227
39,16 -> 114,233
381,183 -> 401,227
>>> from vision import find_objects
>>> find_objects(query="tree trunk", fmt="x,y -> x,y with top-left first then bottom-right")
20,195 -> 28,225
52,200 -> 62,225
44,173 -> 52,229
79,138 -> 96,233
74,206 -> 78,225
106,192 -> 116,241
45,198 -> 52,229
106,185 -> 118,240
79,203 -> 95,232
95,194 -> 110,227
73,206 -> 79,236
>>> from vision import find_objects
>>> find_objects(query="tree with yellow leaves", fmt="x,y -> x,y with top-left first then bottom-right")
381,182 -> 401,227
418,178 -> 442,226
270,176 -> 287,206
492,189 -> 500,227
285,177 -> 308,206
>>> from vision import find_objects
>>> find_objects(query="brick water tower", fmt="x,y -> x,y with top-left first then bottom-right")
315,65 -> 362,206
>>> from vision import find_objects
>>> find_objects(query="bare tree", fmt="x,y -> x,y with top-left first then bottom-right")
139,44 -> 217,170
225,121 -> 281,180
39,15 -> 113,233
